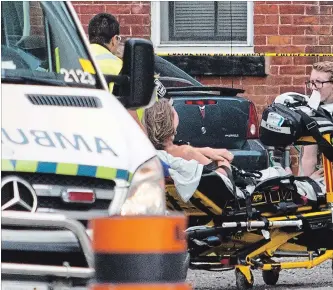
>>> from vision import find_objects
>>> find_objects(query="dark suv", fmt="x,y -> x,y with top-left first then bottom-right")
155,56 -> 269,171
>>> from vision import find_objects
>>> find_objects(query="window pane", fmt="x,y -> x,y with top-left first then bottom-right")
2,2 -> 24,45
22,2 -> 47,65
2,1 -> 48,70
160,1 -> 248,44
173,1 -> 215,38
217,2 -> 247,41
2,1 -> 100,89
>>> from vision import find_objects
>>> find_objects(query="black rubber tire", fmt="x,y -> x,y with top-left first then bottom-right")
235,268 -> 254,290
262,269 -> 280,285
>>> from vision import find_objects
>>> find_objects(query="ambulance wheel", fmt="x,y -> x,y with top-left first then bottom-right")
262,269 -> 279,285
235,268 -> 254,290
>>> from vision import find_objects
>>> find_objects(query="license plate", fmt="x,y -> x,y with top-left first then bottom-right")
2,281 -> 49,290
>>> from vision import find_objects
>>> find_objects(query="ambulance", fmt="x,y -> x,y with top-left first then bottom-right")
1,1 -> 165,288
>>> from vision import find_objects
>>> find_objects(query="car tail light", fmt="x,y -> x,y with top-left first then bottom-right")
220,257 -> 230,266
185,100 -> 217,105
62,189 -> 95,203
247,102 -> 259,139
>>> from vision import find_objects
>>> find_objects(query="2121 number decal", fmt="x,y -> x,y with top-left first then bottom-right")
60,68 -> 96,86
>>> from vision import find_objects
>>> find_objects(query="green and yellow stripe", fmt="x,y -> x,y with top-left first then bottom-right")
1,159 -> 132,181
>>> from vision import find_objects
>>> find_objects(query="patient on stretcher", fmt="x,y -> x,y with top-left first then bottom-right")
144,98 -> 326,216
158,149 -> 326,219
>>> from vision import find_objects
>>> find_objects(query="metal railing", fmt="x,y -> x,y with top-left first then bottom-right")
1,211 -> 95,279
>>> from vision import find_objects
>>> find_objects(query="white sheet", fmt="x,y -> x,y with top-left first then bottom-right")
158,151 -> 325,202
157,150 -> 204,202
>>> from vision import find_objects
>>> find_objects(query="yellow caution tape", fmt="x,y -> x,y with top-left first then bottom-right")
156,52 -> 333,57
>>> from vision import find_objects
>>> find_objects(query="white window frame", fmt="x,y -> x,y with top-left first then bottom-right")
151,1 -> 254,54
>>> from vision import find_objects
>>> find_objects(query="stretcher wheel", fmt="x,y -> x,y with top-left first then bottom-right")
262,269 -> 279,285
235,268 -> 254,290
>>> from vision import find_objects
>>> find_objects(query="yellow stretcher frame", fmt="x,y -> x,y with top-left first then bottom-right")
235,134 -> 333,288
165,134 -> 333,290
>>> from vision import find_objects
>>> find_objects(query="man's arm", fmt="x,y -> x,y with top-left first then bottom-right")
197,147 -> 234,163
178,145 -> 230,176
179,145 -> 213,165
299,145 -> 318,176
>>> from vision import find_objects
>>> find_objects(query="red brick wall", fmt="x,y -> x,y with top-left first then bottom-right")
72,1 -> 333,173
30,2 -> 45,35
72,1 -> 151,39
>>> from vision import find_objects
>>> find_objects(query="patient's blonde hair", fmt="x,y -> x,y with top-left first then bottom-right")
313,61 -> 333,81
144,98 -> 175,150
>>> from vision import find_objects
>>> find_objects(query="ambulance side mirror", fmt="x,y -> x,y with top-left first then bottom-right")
104,38 -> 155,109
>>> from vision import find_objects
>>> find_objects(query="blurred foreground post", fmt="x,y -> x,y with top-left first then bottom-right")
90,215 -> 192,290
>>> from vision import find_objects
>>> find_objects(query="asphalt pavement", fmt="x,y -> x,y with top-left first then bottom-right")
186,259 -> 333,290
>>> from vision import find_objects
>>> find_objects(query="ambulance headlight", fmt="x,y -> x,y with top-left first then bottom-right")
121,157 -> 166,215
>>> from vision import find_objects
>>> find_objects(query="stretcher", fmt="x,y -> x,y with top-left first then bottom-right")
165,133 -> 333,290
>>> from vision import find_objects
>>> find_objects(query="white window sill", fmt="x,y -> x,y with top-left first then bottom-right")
154,45 -> 255,55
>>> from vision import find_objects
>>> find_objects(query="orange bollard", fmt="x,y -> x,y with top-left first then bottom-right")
89,215 -> 192,289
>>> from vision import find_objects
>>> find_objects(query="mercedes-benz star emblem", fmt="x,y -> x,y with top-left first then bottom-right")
1,176 -> 37,212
